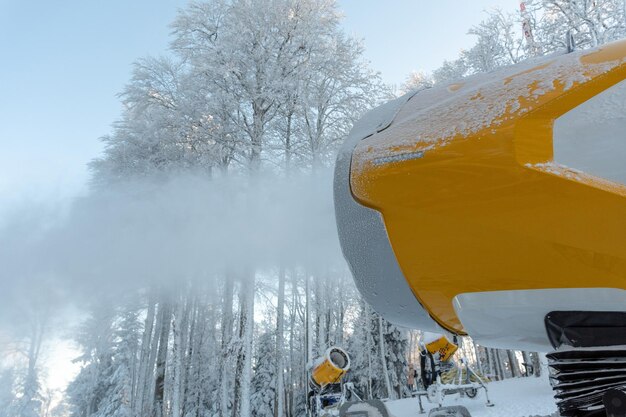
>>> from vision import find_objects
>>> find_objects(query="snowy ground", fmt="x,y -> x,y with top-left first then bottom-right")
385,377 -> 558,417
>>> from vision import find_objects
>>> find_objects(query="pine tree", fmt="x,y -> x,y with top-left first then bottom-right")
381,321 -> 410,399
346,301 -> 379,400
93,305 -> 141,417
250,332 -> 277,417
66,300 -> 115,417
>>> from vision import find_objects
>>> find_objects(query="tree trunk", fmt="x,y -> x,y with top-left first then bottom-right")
240,271 -> 255,417
288,269 -> 299,417
249,103 -> 266,171
314,272 -> 322,354
285,112 -> 293,173
531,352 -> 542,377
491,349 -> 502,380
181,295 -> 198,417
365,304 -> 373,399
507,350 -> 518,378
154,300 -> 172,417
521,351 -> 531,376
305,272 -> 313,365
473,344 -> 485,375
495,349 -> 505,380
324,274 -> 331,348
233,272 -> 255,417
172,294 -> 189,417
18,313 -> 46,417
232,295 -> 245,417
221,277 -> 235,417
140,294 -> 159,416
378,316 -> 393,400
276,267 -> 286,417
189,301 -> 205,417
623,0 -> 626,34
485,348 -> 493,379
336,279 -> 345,347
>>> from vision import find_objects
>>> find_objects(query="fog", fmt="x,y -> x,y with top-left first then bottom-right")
0,171 -> 343,321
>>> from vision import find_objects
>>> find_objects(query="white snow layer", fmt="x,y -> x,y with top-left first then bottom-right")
384,377 -> 558,417
359,47 -> 625,165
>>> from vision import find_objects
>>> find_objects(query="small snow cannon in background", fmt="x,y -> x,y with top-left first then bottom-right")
307,347 -> 391,417
418,334 -> 492,410
420,334 -> 459,390
423,334 -> 458,363
335,39 -> 626,417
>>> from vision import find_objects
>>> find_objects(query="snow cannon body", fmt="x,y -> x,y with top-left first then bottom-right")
310,347 -> 351,388
424,334 -> 458,362
334,40 -> 626,353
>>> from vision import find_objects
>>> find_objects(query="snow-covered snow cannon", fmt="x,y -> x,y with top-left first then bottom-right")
334,39 -> 626,417
307,348 -> 387,417
419,334 -> 492,409
307,347 -> 358,417
310,347 -> 351,388
424,334 -> 458,363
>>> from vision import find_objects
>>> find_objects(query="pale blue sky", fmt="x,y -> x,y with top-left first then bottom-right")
0,0 -> 516,208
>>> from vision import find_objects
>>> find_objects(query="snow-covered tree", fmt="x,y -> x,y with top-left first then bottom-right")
6,301 -> 52,417
380,321 -> 410,399
400,71 -> 433,94
173,0 -> 311,170
66,2 -> 400,417
345,304 -> 409,400
90,57 -> 231,185
296,34 -> 384,169
426,0 -> 626,86
432,58 -> 468,84
346,302 -> 378,400
534,0 -> 626,51
66,301 -> 116,417
251,332 -> 277,417
0,368 -> 16,417
92,305 -> 141,417
464,10 -> 525,73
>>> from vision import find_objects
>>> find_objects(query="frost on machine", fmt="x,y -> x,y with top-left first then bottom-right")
334,39 -> 626,417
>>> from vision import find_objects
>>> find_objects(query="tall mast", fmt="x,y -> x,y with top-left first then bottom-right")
520,1 -> 541,56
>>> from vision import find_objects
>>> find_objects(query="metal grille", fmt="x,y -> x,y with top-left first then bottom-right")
547,349 -> 626,416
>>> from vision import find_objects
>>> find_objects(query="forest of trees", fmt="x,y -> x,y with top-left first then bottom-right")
2,1 -> 626,417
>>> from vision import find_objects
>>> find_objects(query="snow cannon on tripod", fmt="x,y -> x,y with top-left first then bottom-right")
335,39 -> 626,417
307,348 -> 390,417
307,347 -> 354,417
423,334 -> 458,363
418,334 -> 493,410
309,347 -> 351,390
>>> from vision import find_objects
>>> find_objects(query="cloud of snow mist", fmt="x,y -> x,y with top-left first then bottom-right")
0,171 -> 345,320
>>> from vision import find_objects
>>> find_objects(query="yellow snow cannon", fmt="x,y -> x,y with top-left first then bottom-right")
334,39 -> 626,353
424,334 -> 458,362
307,347 -> 374,417
310,347 -> 350,388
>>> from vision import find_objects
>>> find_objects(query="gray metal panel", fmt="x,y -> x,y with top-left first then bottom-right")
333,92 -> 441,331
453,288 -> 626,351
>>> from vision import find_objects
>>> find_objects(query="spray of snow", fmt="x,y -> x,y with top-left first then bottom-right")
0,172 -> 342,324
